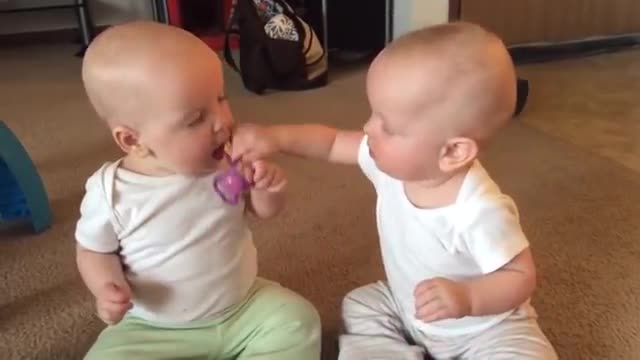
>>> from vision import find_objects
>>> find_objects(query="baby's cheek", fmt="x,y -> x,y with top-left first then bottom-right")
221,102 -> 234,126
172,145 -> 200,166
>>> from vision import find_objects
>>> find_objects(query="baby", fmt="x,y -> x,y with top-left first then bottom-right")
232,22 -> 557,359
75,21 -> 320,359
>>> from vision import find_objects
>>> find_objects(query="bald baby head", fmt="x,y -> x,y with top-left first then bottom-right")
80,21 -> 234,176
82,21 -> 222,127
368,21 -> 517,141
362,22 -> 517,181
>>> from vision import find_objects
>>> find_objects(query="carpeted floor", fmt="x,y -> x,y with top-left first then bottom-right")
1,42 -> 640,360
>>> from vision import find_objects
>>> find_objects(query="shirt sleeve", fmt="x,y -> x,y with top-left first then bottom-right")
460,195 -> 530,274
74,172 -> 119,253
357,135 -> 381,185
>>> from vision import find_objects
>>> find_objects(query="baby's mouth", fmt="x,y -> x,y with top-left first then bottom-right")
212,143 -> 226,160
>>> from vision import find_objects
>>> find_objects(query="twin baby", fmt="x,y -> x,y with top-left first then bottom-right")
76,20 -> 557,360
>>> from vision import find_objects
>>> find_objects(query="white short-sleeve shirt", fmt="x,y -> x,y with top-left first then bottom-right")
75,160 -> 257,324
358,137 -> 529,336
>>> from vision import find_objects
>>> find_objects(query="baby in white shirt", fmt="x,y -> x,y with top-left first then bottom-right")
75,21 -> 320,360
232,22 -> 557,360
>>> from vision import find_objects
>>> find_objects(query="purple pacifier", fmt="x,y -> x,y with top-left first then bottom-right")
213,154 -> 252,205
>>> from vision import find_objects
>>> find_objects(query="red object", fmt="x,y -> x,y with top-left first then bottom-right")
166,0 -> 238,50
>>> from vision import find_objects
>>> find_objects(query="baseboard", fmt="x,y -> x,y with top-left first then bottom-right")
3,25 -> 639,65
509,34 -> 640,64
0,26 -> 108,46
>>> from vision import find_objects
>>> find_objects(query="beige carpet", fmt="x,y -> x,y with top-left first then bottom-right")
519,49 -> 640,174
1,42 -> 640,360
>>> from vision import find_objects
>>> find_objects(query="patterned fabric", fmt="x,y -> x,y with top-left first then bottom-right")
265,14 -> 299,41
228,0 -> 302,42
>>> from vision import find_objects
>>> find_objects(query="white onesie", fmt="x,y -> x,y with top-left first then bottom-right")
338,137 -> 556,359
75,160 -> 257,324
358,137 -> 529,336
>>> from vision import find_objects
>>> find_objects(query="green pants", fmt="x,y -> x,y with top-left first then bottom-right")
86,279 -> 321,360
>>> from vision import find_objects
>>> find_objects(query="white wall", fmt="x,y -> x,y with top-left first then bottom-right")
393,0 -> 449,39
0,0 -> 154,35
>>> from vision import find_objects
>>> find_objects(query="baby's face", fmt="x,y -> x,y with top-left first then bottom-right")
363,55 -> 451,182
138,54 -> 233,175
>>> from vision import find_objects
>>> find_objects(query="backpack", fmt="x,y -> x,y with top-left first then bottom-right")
224,0 -> 328,94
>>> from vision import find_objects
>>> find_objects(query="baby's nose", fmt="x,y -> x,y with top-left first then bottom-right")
363,120 -> 372,134
212,119 -> 223,133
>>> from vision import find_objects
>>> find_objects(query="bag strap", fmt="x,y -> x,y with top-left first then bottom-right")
272,0 -> 325,65
224,0 -> 241,73
224,29 -> 241,73
303,22 -> 325,66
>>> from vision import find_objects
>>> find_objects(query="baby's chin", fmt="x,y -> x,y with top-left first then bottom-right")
183,163 -> 222,176
177,158 -> 226,176
170,143 -> 230,176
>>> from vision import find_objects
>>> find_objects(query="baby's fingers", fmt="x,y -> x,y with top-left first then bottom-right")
97,300 -> 131,325
251,161 -> 267,183
102,282 -> 130,304
254,169 -> 276,190
267,170 -> 287,193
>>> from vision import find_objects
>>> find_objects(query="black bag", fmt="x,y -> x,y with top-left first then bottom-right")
224,0 -> 328,94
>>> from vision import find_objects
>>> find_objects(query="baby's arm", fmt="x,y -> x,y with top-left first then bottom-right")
464,247 -> 536,316
415,198 -> 535,322
75,173 -> 132,324
76,245 -> 128,298
245,160 -> 287,219
77,246 -> 132,325
247,188 -> 284,220
415,248 -> 534,322
232,124 -> 364,165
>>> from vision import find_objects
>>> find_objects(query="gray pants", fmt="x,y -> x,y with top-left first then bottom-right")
339,282 -> 557,360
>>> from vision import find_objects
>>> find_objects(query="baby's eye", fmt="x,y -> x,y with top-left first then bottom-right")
217,95 -> 228,103
188,113 -> 206,127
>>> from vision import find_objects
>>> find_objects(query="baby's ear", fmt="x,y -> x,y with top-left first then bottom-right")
439,137 -> 478,173
111,125 -> 147,156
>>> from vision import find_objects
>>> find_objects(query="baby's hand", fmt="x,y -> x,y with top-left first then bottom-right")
95,282 -> 132,325
414,277 -> 471,323
231,124 -> 280,162
250,160 -> 287,193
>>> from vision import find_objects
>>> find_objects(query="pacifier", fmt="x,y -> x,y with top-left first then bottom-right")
213,153 -> 252,205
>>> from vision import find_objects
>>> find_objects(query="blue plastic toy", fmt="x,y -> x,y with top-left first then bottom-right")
0,121 -> 52,233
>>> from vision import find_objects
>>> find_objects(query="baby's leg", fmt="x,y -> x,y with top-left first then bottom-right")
463,304 -> 557,360
87,279 -> 320,360
85,317 -> 210,359
220,278 -> 321,360
339,281 -> 426,360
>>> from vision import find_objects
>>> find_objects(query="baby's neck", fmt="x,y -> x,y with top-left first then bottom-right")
121,155 -> 173,176
403,165 -> 472,210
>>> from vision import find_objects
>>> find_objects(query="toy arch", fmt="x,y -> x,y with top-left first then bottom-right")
0,121 -> 52,233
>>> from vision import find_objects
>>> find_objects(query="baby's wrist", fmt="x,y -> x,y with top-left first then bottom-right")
87,278 -> 115,299
250,181 -> 286,195
268,126 -> 289,153
460,281 -> 476,317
